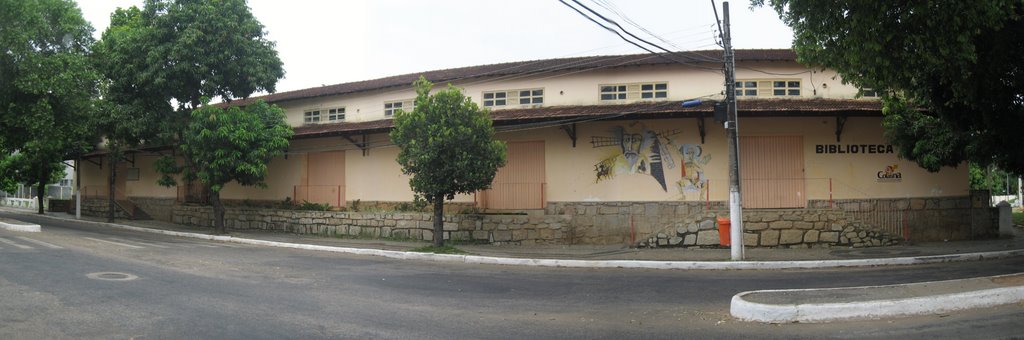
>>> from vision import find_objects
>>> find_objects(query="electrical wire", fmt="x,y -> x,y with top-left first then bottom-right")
557,0 -> 724,73
585,0 -> 722,64
591,0 -> 682,51
269,0 -> 805,152
565,0 -> 723,66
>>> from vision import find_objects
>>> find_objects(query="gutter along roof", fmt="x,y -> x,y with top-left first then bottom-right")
291,98 -> 883,140
91,49 -> 881,155
84,98 -> 880,157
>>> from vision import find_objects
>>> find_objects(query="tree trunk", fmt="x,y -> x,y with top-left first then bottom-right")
108,153 -> 116,222
36,167 -> 45,215
433,196 -> 444,247
211,189 -> 225,234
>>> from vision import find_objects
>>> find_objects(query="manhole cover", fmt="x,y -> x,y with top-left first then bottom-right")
86,272 -> 139,281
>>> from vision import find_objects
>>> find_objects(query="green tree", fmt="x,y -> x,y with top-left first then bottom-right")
93,6 -> 172,222
754,0 -> 1024,175
0,152 -> 66,210
390,77 -> 507,247
155,100 -> 292,234
0,0 -> 100,213
96,0 -> 286,226
970,164 -> 1019,195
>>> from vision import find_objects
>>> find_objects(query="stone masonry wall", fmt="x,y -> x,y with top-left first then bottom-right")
72,195 -> 992,248
809,196 -> 997,242
173,205 -> 572,245
545,201 -> 724,245
128,197 -> 176,222
639,209 -> 900,249
73,198 -> 130,220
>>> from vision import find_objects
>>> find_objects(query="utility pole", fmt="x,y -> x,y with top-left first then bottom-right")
722,1 -> 744,260
1017,176 -> 1022,208
75,158 -> 81,220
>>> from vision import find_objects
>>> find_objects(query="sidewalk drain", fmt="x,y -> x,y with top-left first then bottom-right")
829,248 -> 921,258
86,272 -> 139,281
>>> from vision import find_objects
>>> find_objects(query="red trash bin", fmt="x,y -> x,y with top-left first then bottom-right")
717,217 -> 731,246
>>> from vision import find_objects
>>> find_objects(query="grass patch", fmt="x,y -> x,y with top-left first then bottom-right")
1013,210 -> 1023,225
410,245 -> 469,254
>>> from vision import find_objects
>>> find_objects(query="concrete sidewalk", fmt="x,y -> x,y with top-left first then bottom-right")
732,273 -> 1024,323
7,207 -> 1024,265
4,207 -> 1024,323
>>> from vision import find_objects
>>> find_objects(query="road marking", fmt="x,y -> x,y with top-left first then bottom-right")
83,237 -> 144,249
109,238 -> 169,249
168,243 -> 196,248
15,236 -> 63,249
193,244 -> 221,248
0,237 -> 33,249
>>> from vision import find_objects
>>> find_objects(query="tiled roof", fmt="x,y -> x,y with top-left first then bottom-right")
226,49 -> 797,107
291,98 -> 881,139
84,98 -> 880,156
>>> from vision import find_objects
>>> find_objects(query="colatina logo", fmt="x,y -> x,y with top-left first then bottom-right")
877,164 -> 902,182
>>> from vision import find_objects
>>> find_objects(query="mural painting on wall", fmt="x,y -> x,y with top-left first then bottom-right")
590,122 -> 711,200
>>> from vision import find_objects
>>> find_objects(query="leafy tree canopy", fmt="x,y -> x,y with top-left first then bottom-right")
390,77 -> 507,246
755,0 -> 1024,175
96,0 -> 284,111
0,0 -> 100,211
156,99 -> 292,233
970,164 -> 1020,196
96,0 -> 287,226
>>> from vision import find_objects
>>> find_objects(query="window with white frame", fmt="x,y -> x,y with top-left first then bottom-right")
327,107 -> 345,121
861,88 -> 879,97
735,79 -> 801,97
771,80 -> 801,96
384,99 -> 414,117
482,91 -> 507,107
640,83 -> 668,99
600,82 -> 668,101
735,81 -> 758,96
482,88 -> 544,107
517,89 -> 544,105
599,84 -> 628,101
304,109 -> 321,123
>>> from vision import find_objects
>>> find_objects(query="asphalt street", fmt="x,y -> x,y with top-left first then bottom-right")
1,212 -> 1023,339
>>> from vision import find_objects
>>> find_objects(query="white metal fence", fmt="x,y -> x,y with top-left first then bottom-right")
0,197 -> 43,210
991,195 -> 1020,207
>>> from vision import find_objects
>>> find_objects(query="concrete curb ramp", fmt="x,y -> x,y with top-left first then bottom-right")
731,273 -> 1024,323
0,218 -> 41,232
12,211 -> 1024,271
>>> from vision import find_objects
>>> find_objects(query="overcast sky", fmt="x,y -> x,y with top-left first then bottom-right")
76,0 -> 793,93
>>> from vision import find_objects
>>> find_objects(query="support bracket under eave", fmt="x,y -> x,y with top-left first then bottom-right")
835,115 -> 848,143
343,134 -> 369,156
697,114 -> 707,144
561,123 -> 577,148
121,152 -> 136,167
84,156 -> 102,168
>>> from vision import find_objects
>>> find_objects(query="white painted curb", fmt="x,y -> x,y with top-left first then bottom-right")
731,274 -> 1024,323
0,219 -> 41,232
11,210 -> 1024,270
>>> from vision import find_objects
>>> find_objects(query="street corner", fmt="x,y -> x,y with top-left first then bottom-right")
0,217 -> 41,232
729,272 -> 1024,323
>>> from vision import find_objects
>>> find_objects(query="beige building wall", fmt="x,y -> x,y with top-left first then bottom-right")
77,158 -> 108,196
739,117 -> 967,200
77,116 -> 965,205
78,58 -> 962,206
274,61 -> 872,128
123,154 -> 177,198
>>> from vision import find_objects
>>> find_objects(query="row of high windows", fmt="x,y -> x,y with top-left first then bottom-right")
302,78 -> 830,124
